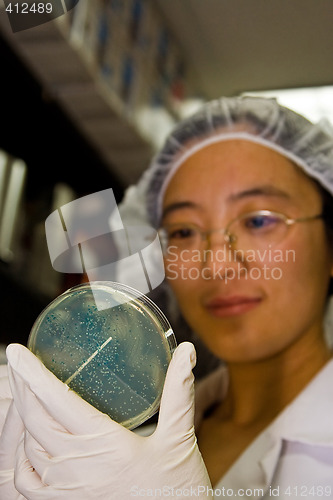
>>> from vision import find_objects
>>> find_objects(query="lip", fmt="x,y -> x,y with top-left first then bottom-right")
204,295 -> 262,318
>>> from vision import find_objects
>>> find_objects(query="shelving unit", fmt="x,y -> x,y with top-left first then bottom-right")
0,0 -> 191,185
0,1 -> 197,345
0,14 -> 149,185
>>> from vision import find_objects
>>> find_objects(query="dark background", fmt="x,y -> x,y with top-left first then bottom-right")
0,31 -> 124,346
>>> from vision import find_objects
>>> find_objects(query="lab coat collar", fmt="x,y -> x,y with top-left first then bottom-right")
218,357 -> 333,495
259,357 -> 333,488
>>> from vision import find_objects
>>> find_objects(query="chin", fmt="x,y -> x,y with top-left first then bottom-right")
194,326 -> 280,364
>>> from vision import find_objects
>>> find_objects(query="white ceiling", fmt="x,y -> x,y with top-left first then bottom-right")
155,0 -> 333,99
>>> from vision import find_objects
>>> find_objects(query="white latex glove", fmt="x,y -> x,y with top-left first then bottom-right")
0,399 -> 25,499
0,364 -> 12,433
0,362 -> 25,499
7,342 -> 213,499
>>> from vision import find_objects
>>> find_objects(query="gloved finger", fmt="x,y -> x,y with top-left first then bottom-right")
0,364 -> 11,398
9,365 -> 122,460
23,431 -> 74,489
0,400 -> 24,469
19,431 -> 93,496
155,342 -> 196,442
0,364 -> 12,434
23,429 -> 55,481
21,430 -> 126,495
14,433 -> 49,499
7,344 -> 129,438
0,402 -> 24,500
0,397 -> 11,435
8,363 -> 70,457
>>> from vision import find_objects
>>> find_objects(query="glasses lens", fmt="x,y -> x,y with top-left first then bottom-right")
229,212 -> 288,251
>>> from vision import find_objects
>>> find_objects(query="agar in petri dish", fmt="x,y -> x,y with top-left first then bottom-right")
28,281 -> 177,430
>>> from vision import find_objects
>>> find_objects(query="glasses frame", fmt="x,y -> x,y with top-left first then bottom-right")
158,209 -> 323,253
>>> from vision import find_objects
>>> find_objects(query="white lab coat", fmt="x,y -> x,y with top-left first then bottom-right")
214,358 -> 333,499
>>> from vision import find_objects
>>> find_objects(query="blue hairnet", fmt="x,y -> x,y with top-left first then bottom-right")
141,95 -> 333,227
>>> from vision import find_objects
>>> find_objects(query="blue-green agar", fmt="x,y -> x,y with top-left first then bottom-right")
28,282 -> 176,429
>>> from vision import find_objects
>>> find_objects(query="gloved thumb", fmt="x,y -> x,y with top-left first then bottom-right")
155,342 -> 196,442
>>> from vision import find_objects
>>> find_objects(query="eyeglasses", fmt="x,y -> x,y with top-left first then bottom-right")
158,210 -> 323,255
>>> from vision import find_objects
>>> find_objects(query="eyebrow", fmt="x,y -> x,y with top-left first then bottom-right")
162,185 -> 291,219
162,201 -> 200,219
228,185 -> 291,202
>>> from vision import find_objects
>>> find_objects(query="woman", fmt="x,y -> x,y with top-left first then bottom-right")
2,95 -> 333,499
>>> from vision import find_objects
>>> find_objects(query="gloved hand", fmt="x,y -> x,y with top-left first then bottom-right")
7,342 -> 213,499
0,400 -> 25,500
0,364 -> 12,433
0,362 -> 25,499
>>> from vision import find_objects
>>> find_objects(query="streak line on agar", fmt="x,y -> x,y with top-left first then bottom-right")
65,336 -> 114,385
64,336 -> 153,407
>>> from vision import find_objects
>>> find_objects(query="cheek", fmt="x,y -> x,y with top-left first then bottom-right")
302,231 -> 332,289
165,262 -> 196,292
270,231 -> 332,313
164,258 -> 203,310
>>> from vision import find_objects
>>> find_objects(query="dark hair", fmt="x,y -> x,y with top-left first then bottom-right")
320,185 -> 333,296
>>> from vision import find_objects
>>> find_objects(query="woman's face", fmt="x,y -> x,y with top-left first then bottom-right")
161,140 -> 333,362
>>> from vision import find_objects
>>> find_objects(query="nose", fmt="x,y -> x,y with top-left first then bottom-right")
202,230 -> 246,280
206,228 -> 233,248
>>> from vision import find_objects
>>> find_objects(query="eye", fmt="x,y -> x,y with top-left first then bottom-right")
168,225 -> 198,239
242,213 -> 282,232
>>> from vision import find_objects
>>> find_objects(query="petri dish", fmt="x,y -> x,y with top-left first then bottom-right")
28,281 -> 177,430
